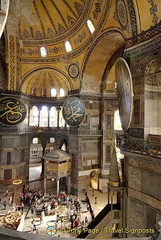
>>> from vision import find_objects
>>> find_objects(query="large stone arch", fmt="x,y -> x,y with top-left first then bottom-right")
81,30 -> 125,95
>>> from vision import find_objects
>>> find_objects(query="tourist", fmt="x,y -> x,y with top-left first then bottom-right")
21,202 -> 24,211
5,189 -> 8,197
40,214 -> 43,224
9,196 -> 12,205
3,201 -> 6,210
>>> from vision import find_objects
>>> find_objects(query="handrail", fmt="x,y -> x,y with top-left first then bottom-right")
77,201 -> 120,238
116,134 -> 161,158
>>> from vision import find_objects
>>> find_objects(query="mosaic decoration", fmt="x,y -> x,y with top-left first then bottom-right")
74,2 -> 84,16
67,15 -> 76,27
9,36 -> 17,91
68,63 -> 79,78
148,0 -> 159,25
145,59 -> 161,86
21,1 -> 111,63
93,1 -> 103,20
0,97 -> 27,126
115,0 -> 128,30
35,29 -> 44,39
57,23 -> 67,34
47,27 -> 55,38
115,58 -> 133,132
62,97 -> 85,126
22,0 -> 91,42
125,22 -> 161,48
22,0 -> 88,40
127,0 -> 137,36
73,30 -> 86,45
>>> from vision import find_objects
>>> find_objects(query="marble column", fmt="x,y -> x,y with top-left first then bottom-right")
57,178 -> 60,196
67,176 -> 71,194
44,177 -> 47,195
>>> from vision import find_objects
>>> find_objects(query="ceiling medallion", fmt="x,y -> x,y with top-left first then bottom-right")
68,64 -> 79,78
115,57 -> 133,132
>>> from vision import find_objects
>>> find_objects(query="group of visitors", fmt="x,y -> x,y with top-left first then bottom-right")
1,186 -> 92,237
27,190 -> 91,235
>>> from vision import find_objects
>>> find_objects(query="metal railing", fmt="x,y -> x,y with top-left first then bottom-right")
116,134 -> 161,158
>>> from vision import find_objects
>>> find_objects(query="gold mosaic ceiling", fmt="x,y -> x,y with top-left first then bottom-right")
20,0 -> 88,40
17,0 -> 161,97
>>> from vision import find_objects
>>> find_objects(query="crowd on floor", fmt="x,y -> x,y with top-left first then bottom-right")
0,184 -> 92,237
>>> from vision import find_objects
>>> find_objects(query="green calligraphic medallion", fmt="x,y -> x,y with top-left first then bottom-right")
115,57 -> 133,132
62,97 -> 85,126
0,97 -> 27,126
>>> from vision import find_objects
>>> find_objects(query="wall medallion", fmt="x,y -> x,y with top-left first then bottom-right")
115,57 -> 133,132
116,0 -> 128,30
68,64 -> 79,78
0,97 -> 27,126
62,97 -> 85,126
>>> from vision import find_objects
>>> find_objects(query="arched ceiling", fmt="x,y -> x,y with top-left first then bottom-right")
20,0 -> 89,40
5,0 -> 161,95
21,68 -> 72,97
81,31 -> 125,94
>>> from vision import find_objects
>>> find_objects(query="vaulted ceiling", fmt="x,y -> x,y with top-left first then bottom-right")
4,0 -> 161,97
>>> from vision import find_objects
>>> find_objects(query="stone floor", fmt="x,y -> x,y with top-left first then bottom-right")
0,163 -> 109,238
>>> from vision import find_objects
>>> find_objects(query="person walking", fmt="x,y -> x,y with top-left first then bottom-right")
21,202 -> 24,211
5,189 -> 8,197
3,201 -> 6,210
9,196 -> 12,206
40,214 -> 43,224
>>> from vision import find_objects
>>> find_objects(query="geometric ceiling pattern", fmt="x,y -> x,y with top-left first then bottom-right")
20,68 -> 72,97
20,0 -> 88,40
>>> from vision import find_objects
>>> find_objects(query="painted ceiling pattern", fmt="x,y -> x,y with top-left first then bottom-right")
14,0 -> 161,97
21,68 -> 72,97
21,0 -> 89,40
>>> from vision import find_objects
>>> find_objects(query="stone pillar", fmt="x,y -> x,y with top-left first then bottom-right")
57,107 -> 60,128
57,178 -> 60,196
38,108 -> 40,127
67,176 -> 71,194
28,107 -> 31,127
44,177 -> 47,195
48,107 -> 50,127
41,146 -> 46,175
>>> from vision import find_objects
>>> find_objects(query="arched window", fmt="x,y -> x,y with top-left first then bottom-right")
30,87 -> 36,96
114,109 -> 122,130
40,106 -> 48,127
40,46 -> 47,57
51,88 -> 57,97
60,88 -> 65,97
87,19 -> 95,34
59,108 -> 65,127
33,137 -> 38,144
41,88 -> 46,97
61,143 -> 66,151
49,106 -> 57,127
50,137 -> 55,143
29,106 -> 39,126
50,147 -> 54,152
65,40 -> 72,52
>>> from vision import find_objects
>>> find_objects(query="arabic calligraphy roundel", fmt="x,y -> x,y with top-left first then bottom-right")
0,97 -> 27,126
62,97 -> 85,126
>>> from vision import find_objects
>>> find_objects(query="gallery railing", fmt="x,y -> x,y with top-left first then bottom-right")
0,126 -> 102,136
116,134 -> 161,158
